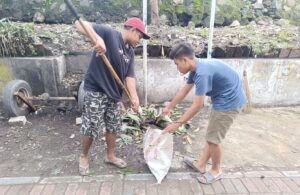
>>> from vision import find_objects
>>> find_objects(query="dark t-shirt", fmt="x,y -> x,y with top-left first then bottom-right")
84,24 -> 135,101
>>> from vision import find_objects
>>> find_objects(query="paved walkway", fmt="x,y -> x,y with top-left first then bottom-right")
0,171 -> 300,195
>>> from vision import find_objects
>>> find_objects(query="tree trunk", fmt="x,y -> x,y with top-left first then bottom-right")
150,0 -> 159,25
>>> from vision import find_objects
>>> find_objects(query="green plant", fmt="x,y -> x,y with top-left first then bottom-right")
120,135 -> 133,145
160,0 -> 175,14
160,1 -> 178,25
117,168 -> 132,176
43,31 -> 57,40
199,28 -> 208,38
175,5 -> 185,14
142,105 -> 157,119
123,125 -> 141,131
155,115 -> 172,129
123,113 -> 142,134
0,19 -> 38,57
87,170 -> 95,177
251,42 -> 272,57
278,32 -> 294,41
193,0 -> 202,13
240,0 -> 255,24
124,113 -> 141,126
270,40 -> 279,48
42,0 -> 54,13
29,44 -> 38,56
276,42 -> 294,49
175,125 -> 187,135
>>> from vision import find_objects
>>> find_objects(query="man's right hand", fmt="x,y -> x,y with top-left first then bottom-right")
94,38 -> 106,55
161,107 -> 171,116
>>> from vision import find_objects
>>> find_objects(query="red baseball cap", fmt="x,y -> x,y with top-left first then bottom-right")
124,17 -> 150,39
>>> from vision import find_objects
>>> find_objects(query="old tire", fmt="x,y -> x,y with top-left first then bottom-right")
3,80 -> 32,117
78,81 -> 85,112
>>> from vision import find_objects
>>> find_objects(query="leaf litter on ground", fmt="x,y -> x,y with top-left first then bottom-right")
117,168 -> 132,176
121,104 -> 192,144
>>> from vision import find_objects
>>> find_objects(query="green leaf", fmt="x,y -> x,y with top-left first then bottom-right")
122,138 -> 133,145
124,125 -> 141,131
87,170 -> 95,177
142,105 -> 158,119
125,113 -> 141,126
176,125 -> 187,135
117,168 -> 132,176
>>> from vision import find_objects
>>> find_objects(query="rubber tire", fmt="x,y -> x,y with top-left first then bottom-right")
78,81 -> 85,112
3,80 -> 32,117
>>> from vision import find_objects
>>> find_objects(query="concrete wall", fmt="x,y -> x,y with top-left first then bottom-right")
65,54 -> 91,74
64,55 -> 192,103
1,55 -> 300,107
224,59 -> 300,106
135,59 -> 300,106
0,56 -> 66,99
135,59 -> 194,104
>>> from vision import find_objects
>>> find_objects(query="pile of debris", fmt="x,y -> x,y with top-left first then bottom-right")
0,19 -> 299,58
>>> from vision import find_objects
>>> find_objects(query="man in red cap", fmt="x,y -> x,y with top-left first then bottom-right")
75,17 -> 150,175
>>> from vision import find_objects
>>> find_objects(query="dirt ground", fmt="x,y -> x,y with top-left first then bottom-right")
0,102 -> 207,177
0,102 -> 299,177
185,106 -> 300,172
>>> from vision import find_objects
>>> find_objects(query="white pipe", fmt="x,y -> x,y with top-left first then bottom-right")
143,0 -> 148,105
207,0 -> 216,59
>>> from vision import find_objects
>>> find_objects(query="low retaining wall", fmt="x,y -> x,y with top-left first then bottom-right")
0,57 -> 65,97
1,55 -> 300,107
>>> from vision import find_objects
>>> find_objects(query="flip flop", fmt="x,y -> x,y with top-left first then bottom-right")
79,162 -> 90,176
197,172 -> 223,184
104,157 -> 127,168
183,156 -> 205,174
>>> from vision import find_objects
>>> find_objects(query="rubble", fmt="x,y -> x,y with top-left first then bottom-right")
1,21 -> 299,58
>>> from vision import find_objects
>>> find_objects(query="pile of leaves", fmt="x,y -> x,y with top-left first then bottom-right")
121,104 -> 191,143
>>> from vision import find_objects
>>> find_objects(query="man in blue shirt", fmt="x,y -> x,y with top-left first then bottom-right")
162,42 -> 247,184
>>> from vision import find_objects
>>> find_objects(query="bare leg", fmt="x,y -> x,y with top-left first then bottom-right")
105,132 -> 127,167
105,132 -> 116,160
194,142 -> 210,173
209,142 -> 222,175
199,142 -> 222,183
80,135 -> 93,165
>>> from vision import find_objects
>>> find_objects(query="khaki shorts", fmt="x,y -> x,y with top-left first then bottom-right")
206,109 -> 240,144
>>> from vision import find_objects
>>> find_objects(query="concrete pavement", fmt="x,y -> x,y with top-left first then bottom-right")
0,171 -> 300,195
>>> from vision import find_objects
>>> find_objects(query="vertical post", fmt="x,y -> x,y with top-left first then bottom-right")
207,0 -> 216,59
143,0 -> 148,105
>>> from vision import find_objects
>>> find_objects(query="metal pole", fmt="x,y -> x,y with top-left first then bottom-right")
143,0 -> 148,105
207,0 -> 216,59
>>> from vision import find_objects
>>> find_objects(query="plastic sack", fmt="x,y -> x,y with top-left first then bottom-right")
143,128 -> 173,184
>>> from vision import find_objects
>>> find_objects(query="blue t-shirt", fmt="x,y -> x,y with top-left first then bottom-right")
187,59 -> 247,112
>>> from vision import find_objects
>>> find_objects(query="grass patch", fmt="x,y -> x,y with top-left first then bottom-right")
0,18 -> 39,56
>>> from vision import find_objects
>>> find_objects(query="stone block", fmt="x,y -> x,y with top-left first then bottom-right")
76,117 -> 82,125
279,49 -> 291,58
289,49 -> 300,58
8,116 -> 27,125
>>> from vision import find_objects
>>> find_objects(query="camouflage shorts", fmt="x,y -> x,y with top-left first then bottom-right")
80,90 -> 122,139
